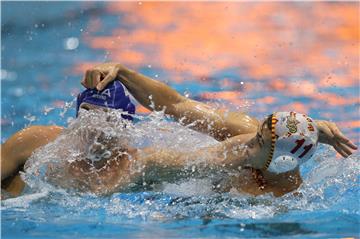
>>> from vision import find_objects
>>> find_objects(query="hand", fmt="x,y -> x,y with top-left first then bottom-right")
315,120 -> 357,157
81,63 -> 127,91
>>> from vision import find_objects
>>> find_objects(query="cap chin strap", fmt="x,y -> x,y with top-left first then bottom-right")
263,115 -> 276,170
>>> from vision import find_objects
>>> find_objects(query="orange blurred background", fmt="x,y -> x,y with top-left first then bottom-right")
73,2 -> 359,142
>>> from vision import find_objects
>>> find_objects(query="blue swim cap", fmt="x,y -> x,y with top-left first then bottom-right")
76,81 -> 135,120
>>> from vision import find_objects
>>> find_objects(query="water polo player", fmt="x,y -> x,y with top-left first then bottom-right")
1,63 -> 357,198
1,81 -> 135,197
78,63 -> 357,194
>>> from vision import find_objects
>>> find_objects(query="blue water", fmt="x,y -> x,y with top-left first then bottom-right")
1,2 -> 359,238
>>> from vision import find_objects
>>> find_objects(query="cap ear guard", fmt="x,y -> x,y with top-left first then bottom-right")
264,114 -> 277,170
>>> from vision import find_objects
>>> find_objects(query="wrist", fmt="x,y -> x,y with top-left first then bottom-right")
314,120 -> 325,143
117,65 -> 133,79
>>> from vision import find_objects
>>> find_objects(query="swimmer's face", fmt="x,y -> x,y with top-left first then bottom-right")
246,115 -> 273,168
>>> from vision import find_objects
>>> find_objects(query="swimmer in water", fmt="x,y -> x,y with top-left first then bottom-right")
1,63 -> 357,198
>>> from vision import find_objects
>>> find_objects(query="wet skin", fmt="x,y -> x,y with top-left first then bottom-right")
1,63 -> 357,198
1,110 -> 294,197
53,113 -> 301,197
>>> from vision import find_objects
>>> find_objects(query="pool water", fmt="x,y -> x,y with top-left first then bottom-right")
1,2 -> 359,238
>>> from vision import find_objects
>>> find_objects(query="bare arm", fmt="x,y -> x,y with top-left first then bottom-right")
82,63 -> 357,157
1,125 -> 63,180
123,69 -> 259,140
136,133 -> 259,179
82,63 -> 259,141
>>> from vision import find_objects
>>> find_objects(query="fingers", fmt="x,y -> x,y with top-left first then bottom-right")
319,121 -> 357,158
346,141 -> 358,150
96,71 -> 117,91
329,122 -> 358,150
333,142 -> 349,158
82,70 -> 99,89
92,70 -> 101,89
333,141 -> 356,158
340,143 -> 353,156
330,122 -> 348,143
318,121 -> 333,144
82,70 -> 92,88
81,63 -> 124,91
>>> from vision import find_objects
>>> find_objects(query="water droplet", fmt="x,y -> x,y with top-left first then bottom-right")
191,165 -> 196,172
184,91 -> 190,98
24,114 -> 36,123
63,37 -> 79,50
43,106 -> 55,115
0,69 -> 17,81
13,87 -> 24,97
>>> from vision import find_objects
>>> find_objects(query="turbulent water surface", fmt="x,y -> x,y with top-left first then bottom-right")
2,2 -> 359,238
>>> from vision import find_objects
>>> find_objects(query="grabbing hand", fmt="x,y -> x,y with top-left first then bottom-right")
81,63 -> 127,91
316,120 -> 357,157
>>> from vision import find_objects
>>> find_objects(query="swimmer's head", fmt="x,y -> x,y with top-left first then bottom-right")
76,81 -> 135,120
257,112 -> 319,173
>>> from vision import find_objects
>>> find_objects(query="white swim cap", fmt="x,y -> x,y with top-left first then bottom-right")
264,112 -> 319,174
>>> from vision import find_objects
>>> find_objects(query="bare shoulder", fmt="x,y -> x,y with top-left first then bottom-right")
20,125 -> 63,135
3,125 -> 63,147
1,125 -> 64,180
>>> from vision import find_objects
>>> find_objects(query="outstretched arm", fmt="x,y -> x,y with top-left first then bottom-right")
81,63 -> 357,157
81,63 -> 259,141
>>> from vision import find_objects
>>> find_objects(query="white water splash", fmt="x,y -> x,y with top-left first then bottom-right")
3,110 -> 359,221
